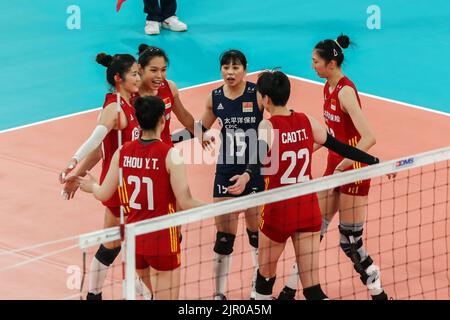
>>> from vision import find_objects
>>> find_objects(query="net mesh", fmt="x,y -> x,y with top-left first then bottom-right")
94,147 -> 448,300
2,148 -> 448,300
76,147 -> 450,300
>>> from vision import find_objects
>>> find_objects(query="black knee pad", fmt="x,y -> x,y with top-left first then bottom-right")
246,229 -> 258,249
213,232 -> 236,255
95,244 -> 121,267
303,284 -> 328,300
255,269 -> 275,295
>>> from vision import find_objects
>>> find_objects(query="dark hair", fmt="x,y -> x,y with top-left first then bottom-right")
220,49 -> 247,70
256,70 -> 291,106
138,44 -> 169,68
134,96 -> 166,131
96,53 -> 136,87
314,34 -> 351,66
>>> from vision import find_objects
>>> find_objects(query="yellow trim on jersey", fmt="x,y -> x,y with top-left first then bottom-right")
167,203 -> 177,252
259,204 -> 265,230
169,227 -> 174,252
264,177 -> 270,191
117,185 -> 124,203
122,178 -> 130,203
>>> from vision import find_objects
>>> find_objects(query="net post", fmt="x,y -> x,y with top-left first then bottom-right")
124,223 -> 136,300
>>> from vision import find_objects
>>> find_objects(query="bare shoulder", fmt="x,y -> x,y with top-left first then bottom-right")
167,80 -> 179,96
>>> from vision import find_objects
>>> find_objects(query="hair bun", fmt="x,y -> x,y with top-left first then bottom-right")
96,53 -> 113,67
336,34 -> 350,49
138,44 -> 150,55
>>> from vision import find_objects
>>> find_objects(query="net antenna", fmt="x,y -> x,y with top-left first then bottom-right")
115,81 -> 127,299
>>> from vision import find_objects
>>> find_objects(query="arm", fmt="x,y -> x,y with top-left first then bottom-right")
169,80 -> 196,134
228,120 -> 273,195
78,148 -> 120,202
61,146 -> 102,200
307,115 -> 379,170
167,148 -> 205,209
336,86 -> 376,170
59,103 -> 121,183
171,92 -> 217,146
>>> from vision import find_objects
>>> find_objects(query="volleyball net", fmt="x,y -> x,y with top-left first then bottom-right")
77,146 -> 450,300
0,146 -> 448,300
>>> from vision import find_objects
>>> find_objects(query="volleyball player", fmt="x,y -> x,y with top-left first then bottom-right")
137,44 -> 208,145
175,50 -> 263,299
62,44 -> 210,201
229,70 -> 380,300
79,96 -> 205,299
59,53 -> 140,300
278,35 -> 388,300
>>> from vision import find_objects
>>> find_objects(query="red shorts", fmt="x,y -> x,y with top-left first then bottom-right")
135,252 -> 181,271
135,227 -> 181,271
324,155 -> 371,196
259,194 -> 322,243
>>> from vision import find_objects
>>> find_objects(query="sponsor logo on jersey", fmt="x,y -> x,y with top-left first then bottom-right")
213,89 -> 222,95
331,99 -> 337,111
132,127 -> 140,141
217,103 -> 224,110
163,97 -> 172,109
242,101 -> 253,113
247,86 -> 255,93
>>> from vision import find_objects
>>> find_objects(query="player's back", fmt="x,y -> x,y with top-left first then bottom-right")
266,111 -> 314,189
120,139 -> 176,224
262,111 -> 321,233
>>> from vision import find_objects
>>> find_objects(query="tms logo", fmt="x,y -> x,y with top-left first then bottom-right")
395,157 -> 414,167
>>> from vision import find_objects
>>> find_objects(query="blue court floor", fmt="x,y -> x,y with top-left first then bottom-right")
0,0 -> 449,130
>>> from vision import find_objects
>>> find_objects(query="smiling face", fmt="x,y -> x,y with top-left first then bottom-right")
140,56 -> 167,92
121,62 -> 141,93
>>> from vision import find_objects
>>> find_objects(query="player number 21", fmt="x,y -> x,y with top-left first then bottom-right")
280,148 -> 310,184
127,175 -> 154,210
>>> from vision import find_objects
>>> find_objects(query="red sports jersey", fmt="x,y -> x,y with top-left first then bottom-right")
261,112 -> 321,242
100,93 -> 140,208
323,76 -> 366,163
131,80 -> 174,146
157,80 -> 174,146
323,76 -> 370,196
119,139 -> 178,257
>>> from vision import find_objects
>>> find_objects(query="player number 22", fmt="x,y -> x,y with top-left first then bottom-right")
280,149 -> 310,184
127,175 -> 154,210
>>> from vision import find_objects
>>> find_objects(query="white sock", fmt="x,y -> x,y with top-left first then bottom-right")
88,257 -> 109,294
255,292 -> 272,300
250,247 -> 259,298
214,253 -> 232,295
135,276 -> 153,300
366,264 -> 383,296
285,263 -> 299,290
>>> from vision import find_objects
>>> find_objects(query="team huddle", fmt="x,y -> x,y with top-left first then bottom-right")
59,34 -> 389,300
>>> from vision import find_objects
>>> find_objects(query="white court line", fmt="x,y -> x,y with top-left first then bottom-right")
1,71 -> 447,135
286,73 -> 450,117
